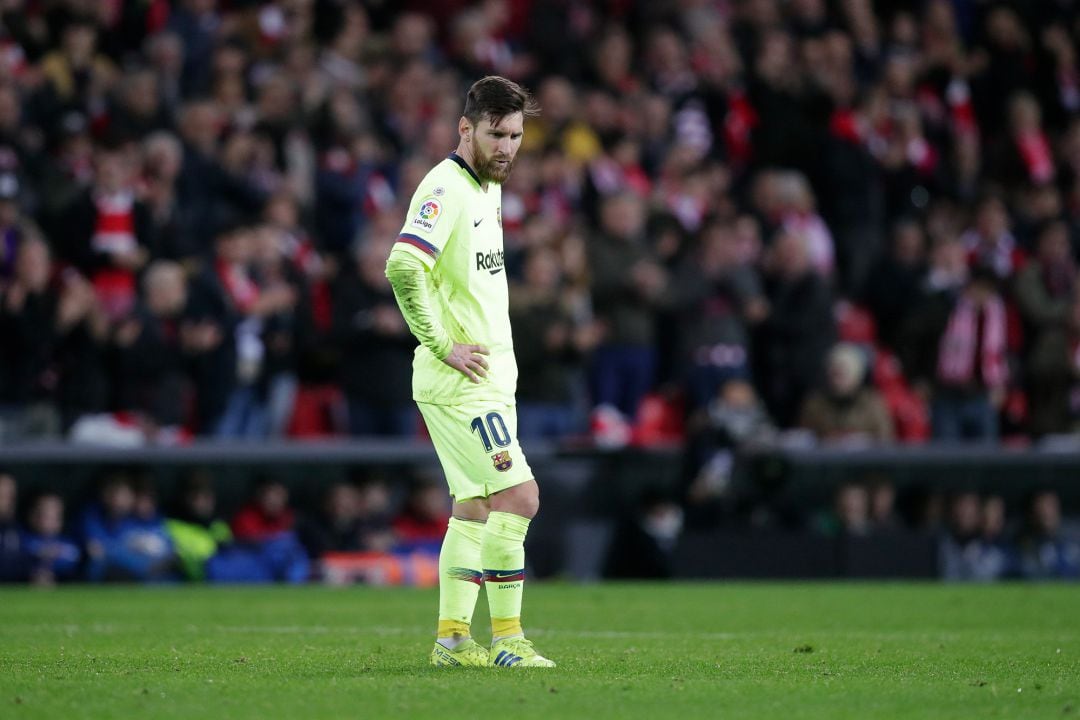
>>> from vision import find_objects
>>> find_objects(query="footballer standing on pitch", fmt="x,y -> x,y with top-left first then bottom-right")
384,76 -> 554,668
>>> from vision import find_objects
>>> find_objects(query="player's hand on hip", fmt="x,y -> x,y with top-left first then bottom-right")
443,343 -> 490,383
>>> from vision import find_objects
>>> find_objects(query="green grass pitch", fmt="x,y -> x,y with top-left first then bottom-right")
1,583 -> 1077,719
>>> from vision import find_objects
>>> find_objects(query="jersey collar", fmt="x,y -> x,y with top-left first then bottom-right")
448,152 -> 483,189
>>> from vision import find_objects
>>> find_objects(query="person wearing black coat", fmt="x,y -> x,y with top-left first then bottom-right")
755,228 -> 835,428
333,237 -> 417,436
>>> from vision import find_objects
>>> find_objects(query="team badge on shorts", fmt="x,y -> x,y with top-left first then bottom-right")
492,451 -> 513,472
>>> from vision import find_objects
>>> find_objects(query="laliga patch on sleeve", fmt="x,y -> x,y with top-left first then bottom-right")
410,197 -> 442,233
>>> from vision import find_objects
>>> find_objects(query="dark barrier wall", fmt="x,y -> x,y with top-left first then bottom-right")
673,532 -> 939,579
742,446 -> 1080,507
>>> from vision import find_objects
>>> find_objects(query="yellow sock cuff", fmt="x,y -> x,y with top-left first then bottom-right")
486,511 -> 531,541
437,619 -> 471,640
448,516 -> 485,545
491,617 -> 522,638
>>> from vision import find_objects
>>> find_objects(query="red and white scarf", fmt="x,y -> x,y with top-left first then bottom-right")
91,191 -> 137,255
937,295 -> 1007,388
1016,130 -> 1055,184
216,259 -> 259,315
90,191 -> 138,322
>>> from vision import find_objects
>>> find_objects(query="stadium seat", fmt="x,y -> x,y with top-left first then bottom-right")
286,385 -> 347,438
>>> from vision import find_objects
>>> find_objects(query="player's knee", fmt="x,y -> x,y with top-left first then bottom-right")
516,491 -> 539,519
492,480 -> 539,519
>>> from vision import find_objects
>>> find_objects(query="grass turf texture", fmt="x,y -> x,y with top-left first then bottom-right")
1,584 -> 1077,719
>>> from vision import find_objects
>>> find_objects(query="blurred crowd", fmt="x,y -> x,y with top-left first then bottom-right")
0,467 -> 455,585
3,466 -> 1076,585
3,0 -> 1080,451
604,476 -> 1080,580
822,480 -> 1079,580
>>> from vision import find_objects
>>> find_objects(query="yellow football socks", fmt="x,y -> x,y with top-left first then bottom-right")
436,517 -> 485,649
482,511 -> 531,641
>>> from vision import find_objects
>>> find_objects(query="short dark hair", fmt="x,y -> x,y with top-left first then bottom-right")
463,76 -> 540,126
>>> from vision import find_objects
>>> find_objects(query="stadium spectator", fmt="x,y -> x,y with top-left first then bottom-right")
354,477 -> 395,553
605,488 -> 683,580
20,492 -> 81,585
167,0 -> 221,99
1028,287 -> 1080,436
249,222 -> 307,437
0,471 -> 24,582
996,92 -> 1056,192
774,172 -> 835,280
816,482 -> 872,537
1016,220 -> 1077,436
1013,182 -> 1065,251
139,131 -> 196,263
510,245 -> 595,439
175,100 -> 265,255
55,139 -> 150,324
36,14 -> 117,131
671,218 -> 767,411
311,93 -> 381,256
229,477 -> 310,583
165,472 -> 232,582
980,494 -> 1015,572
110,67 -> 172,141
0,171 -> 42,284
1016,490 -> 1080,580
923,233 -> 969,296
52,266 -> 111,433
81,472 -> 176,582
392,479 -> 450,553
0,235 -> 62,440
899,484 -> 947,537
0,84 -> 44,221
903,264 -> 1009,442
233,477 -> 294,541
112,260 -> 189,431
683,378 -> 776,528
192,220 -> 297,437
333,235 -> 416,437
960,194 -> 1025,281
863,218 -> 927,351
868,478 -> 901,532
588,191 -> 669,424
939,491 -> 1010,582
798,343 -> 894,446
756,228 -> 835,427
297,482 -> 365,559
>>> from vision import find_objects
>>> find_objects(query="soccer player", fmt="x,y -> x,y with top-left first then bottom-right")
384,76 -> 554,668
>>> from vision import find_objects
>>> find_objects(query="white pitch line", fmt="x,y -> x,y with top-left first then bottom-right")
10,624 -> 1074,644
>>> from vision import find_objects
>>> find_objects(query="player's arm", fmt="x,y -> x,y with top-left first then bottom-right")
384,249 -> 489,383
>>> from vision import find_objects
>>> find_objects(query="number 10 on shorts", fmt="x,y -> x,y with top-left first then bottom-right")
471,412 -> 511,452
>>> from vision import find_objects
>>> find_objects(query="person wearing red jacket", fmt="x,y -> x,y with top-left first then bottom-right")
231,478 -> 296,541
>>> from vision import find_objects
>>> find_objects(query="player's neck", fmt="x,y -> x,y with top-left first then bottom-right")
453,143 -> 490,192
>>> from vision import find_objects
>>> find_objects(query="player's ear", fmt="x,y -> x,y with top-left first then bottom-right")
459,117 -> 472,142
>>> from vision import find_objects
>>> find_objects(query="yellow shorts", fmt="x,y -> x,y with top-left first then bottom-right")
417,401 -> 534,501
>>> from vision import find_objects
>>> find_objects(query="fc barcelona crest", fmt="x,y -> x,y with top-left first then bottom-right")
496,206 -> 502,228
492,451 -> 513,472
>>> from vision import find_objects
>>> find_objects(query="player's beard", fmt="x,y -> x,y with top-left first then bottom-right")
473,144 -> 515,184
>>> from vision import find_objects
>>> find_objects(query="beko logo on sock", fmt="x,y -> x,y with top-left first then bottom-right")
476,249 -> 505,275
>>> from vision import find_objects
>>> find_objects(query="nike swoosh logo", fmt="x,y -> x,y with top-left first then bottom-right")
474,218 -> 483,227
487,570 -> 523,580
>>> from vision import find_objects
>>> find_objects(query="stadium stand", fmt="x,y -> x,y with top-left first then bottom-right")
0,0 -> 1078,583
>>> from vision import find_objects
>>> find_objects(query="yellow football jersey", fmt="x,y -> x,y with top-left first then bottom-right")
390,153 -> 516,405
